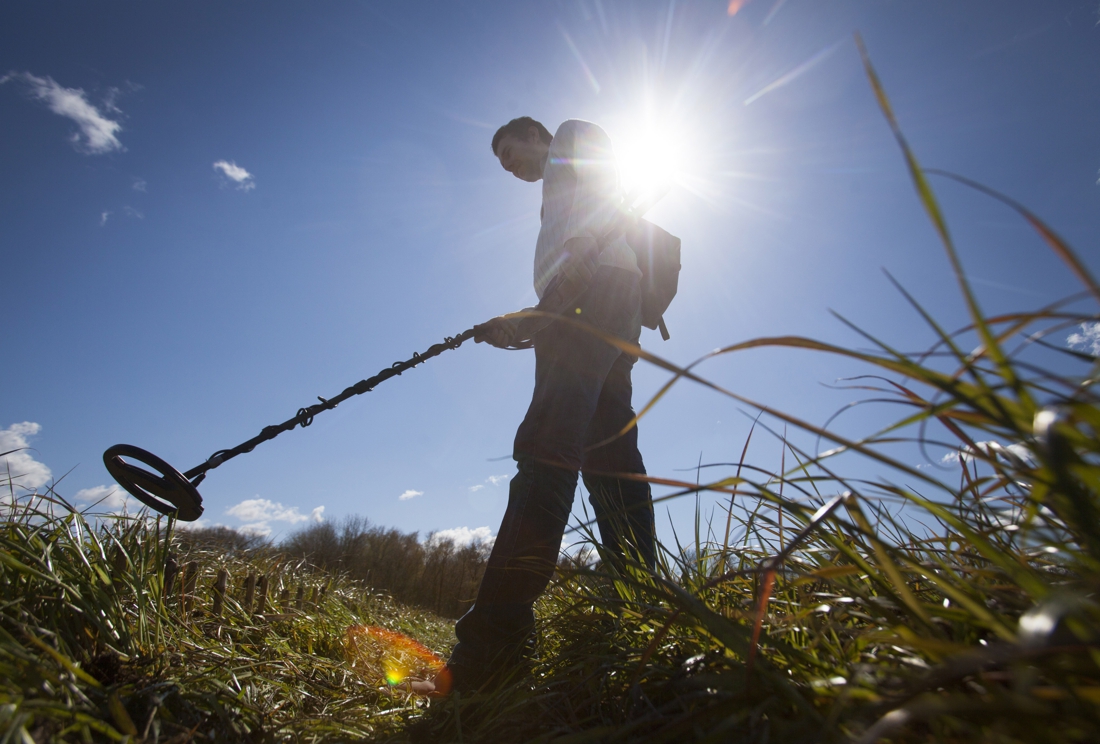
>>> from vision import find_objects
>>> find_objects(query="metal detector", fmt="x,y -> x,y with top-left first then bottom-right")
103,329 -> 477,521
103,189 -> 668,521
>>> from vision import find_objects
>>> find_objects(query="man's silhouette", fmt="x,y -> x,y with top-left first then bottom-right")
447,116 -> 656,692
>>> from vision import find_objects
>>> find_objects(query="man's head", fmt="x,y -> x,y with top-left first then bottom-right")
491,116 -> 552,182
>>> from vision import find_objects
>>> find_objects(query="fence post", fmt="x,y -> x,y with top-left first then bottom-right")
212,568 -> 229,618
279,587 -> 290,612
295,584 -> 304,612
243,572 -> 257,614
111,545 -> 127,578
255,575 -> 268,616
163,553 -> 179,600
182,561 -> 199,613
309,586 -> 319,610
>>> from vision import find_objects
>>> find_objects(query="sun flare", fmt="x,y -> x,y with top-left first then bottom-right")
616,124 -> 692,201
343,624 -> 445,691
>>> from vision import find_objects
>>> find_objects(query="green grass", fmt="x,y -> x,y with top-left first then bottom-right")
403,40 -> 1100,743
0,495 -> 453,742
3,40 -> 1100,742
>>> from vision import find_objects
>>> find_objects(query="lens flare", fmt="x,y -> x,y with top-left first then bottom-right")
727,0 -> 749,16
343,625 -> 446,693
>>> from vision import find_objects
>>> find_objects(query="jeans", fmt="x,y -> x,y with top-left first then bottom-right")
449,266 -> 656,679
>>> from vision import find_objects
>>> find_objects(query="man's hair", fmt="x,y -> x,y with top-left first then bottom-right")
491,116 -> 553,154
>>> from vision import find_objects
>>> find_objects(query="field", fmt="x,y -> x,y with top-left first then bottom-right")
3,49 -> 1099,743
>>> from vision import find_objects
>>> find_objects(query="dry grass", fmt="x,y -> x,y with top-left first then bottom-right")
0,494 -> 452,742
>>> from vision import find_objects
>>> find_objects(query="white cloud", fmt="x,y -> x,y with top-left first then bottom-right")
227,497 -> 311,523
131,178 -> 147,192
428,525 -> 495,549
469,474 -> 509,492
2,72 -> 123,154
399,489 -> 423,501
225,497 -> 322,537
0,422 -> 52,495
237,522 -> 273,538
99,206 -> 141,225
176,518 -> 220,531
103,86 -> 125,114
176,518 -> 277,540
74,484 -> 136,513
1068,321 -> 1100,356
213,160 -> 255,191
941,440 -> 1034,467
1002,442 -> 1034,464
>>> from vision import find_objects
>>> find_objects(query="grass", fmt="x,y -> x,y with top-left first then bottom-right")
3,39 -> 1100,742
0,495 -> 452,742
406,40 -> 1100,743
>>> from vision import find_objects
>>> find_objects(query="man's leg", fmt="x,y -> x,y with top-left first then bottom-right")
448,458 -> 576,686
581,350 -> 656,572
449,267 -> 642,689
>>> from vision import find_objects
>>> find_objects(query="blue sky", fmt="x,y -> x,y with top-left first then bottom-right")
3,1 -> 1098,545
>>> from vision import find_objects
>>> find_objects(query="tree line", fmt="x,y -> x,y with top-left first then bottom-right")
181,518 -> 491,619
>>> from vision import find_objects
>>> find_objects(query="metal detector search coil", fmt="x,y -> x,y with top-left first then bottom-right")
103,444 -> 205,522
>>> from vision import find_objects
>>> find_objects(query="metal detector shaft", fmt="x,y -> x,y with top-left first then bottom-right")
186,327 -> 478,482
186,186 -> 659,481
103,327 -> 476,520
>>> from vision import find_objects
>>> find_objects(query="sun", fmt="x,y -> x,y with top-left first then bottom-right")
616,123 -> 692,204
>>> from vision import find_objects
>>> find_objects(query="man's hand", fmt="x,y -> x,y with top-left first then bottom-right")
473,314 -> 521,348
560,236 -> 601,289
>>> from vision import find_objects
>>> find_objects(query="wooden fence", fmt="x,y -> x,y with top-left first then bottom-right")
164,558 -> 328,620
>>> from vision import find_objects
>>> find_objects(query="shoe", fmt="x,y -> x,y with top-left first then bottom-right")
432,660 -> 525,696
393,664 -> 459,697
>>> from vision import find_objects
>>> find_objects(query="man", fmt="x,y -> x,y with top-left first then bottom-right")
444,116 -> 656,693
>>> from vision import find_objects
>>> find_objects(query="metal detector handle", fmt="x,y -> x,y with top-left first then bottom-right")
103,444 -> 205,521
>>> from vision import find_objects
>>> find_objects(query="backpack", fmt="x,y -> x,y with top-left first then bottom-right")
626,219 -> 681,340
